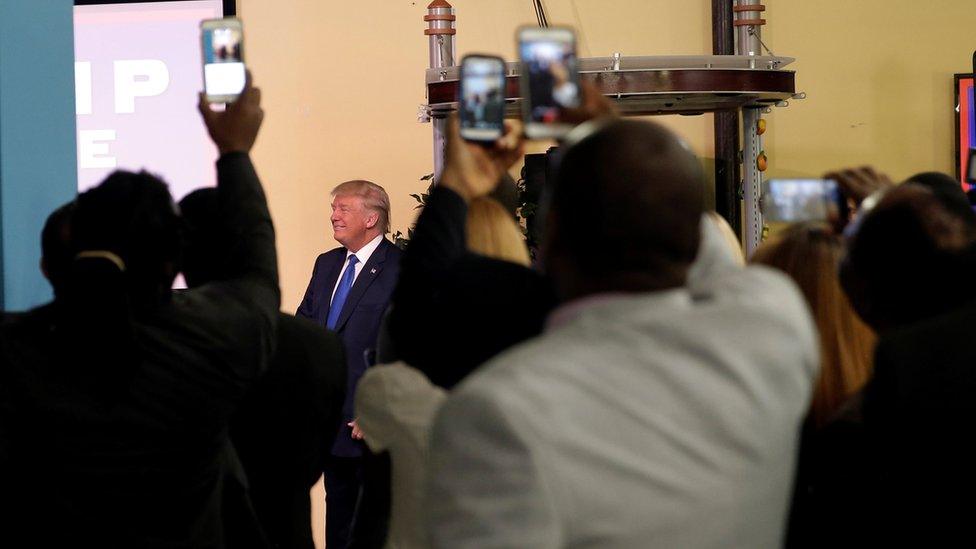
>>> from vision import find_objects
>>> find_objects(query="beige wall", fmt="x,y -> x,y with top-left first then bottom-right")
238,0 -> 715,314
762,1 -> 975,183
237,1 -> 976,546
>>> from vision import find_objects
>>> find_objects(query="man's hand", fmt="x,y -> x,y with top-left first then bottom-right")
348,420 -> 364,441
198,71 -> 264,155
439,115 -> 524,202
824,166 -> 894,207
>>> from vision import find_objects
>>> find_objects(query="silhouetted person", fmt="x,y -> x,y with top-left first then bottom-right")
0,76 -> 276,548
827,183 -> 976,546
181,188 -> 346,549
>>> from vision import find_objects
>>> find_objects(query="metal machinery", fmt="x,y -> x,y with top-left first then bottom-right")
419,0 -> 802,254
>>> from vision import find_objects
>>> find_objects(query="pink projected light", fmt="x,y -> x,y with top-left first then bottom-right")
74,1 -> 225,200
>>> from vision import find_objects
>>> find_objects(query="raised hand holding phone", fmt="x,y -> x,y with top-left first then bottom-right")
198,71 -> 264,155
440,114 -> 524,202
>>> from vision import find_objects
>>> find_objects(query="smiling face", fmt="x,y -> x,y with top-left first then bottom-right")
331,193 -> 380,252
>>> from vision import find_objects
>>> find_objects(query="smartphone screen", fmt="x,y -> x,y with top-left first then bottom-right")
201,19 -> 245,103
519,27 -> 580,138
459,55 -> 506,142
763,179 -> 841,223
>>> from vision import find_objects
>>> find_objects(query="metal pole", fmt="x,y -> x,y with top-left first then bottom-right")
733,0 -> 765,61
425,0 -> 456,182
712,0 -> 741,237
741,108 -> 763,254
733,0 -> 767,254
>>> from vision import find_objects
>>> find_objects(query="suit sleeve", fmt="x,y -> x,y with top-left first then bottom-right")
296,257 -> 320,320
426,387 -> 561,549
191,152 -> 279,379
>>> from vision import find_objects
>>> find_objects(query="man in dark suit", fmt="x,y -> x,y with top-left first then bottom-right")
297,180 -> 402,549
180,187 -> 347,549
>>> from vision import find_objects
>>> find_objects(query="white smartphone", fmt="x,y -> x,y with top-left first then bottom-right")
201,17 -> 245,103
518,26 -> 581,140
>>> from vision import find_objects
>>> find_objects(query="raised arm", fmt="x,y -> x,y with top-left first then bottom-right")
197,73 -> 279,315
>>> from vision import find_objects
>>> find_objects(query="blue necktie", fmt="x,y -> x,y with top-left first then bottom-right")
327,254 -> 359,330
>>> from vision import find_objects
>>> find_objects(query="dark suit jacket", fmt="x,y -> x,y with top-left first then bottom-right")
230,313 -> 346,549
297,238 -> 401,457
855,303 -> 976,545
0,153 -> 278,549
349,186 -> 555,549
389,185 -> 555,389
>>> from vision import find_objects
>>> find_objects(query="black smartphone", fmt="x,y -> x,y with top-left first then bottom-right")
201,17 -> 245,103
458,54 -> 507,142
762,179 -> 847,223
518,26 -> 581,139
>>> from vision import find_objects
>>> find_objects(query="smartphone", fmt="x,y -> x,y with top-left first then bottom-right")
201,17 -> 245,103
458,55 -> 507,142
518,26 -> 581,139
762,179 -> 846,223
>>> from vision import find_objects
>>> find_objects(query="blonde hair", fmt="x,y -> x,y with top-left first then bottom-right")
466,197 -> 531,267
331,180 -> 391,234
752,223 -> 876,427
705,211 -> 745,266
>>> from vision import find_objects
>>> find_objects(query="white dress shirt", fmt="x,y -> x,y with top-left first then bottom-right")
425,220 -> 820,549
330,234 -> 385,304
356,363 -> 447,549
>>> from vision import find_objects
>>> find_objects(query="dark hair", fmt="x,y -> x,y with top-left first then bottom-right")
40,201 -> 76,296
904,171 -> 976,227
841,185 -> 976,332
545,119 -> 704,295
71,170 -> 181,305
60,170 -> 181,398
178,187 -> 225,287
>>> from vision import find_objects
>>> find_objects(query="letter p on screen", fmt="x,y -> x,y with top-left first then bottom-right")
114,60 -> 170,114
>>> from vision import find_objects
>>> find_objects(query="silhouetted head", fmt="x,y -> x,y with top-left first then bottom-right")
841,184 -> 976,333
904,171 -> 976,227
178,187 -> 225,287
40,201 -> 76,297
542,119 -> 704,301
70,170 -> 181,308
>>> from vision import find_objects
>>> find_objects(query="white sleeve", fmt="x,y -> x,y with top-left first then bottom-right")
425,386 -> 561,549
687,214 -> 743,292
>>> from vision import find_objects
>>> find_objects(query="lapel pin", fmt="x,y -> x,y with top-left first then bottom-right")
370,268 -> 377,274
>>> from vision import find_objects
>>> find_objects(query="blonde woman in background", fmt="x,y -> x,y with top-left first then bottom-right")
354,196 -> 537,549
466,197 -> 531,267
752,223 -> 875,424
751,222 -> 876,548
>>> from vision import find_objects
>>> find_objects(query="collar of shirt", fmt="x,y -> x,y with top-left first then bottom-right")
545,293 -> 629,332
347,234 -> 385,269
545,289 -> 690,332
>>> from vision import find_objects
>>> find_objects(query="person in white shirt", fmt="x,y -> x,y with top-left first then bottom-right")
425,118 -> 819,549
